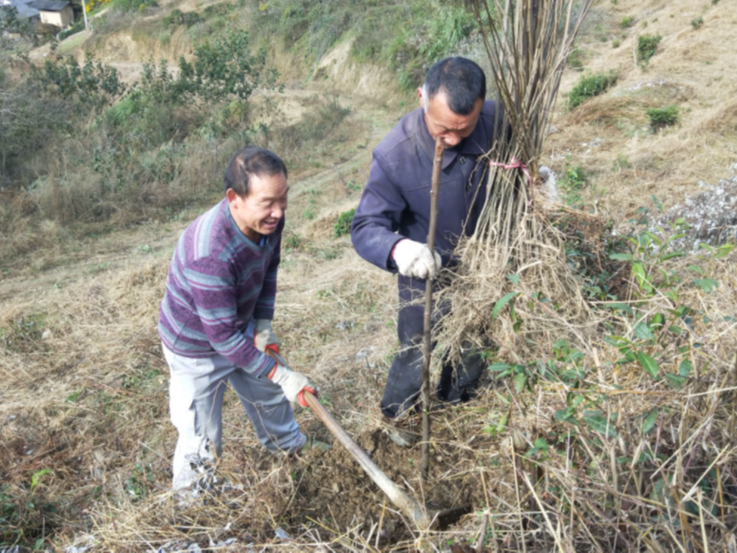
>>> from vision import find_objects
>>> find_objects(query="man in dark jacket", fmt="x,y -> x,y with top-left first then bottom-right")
351,57 -> 503,445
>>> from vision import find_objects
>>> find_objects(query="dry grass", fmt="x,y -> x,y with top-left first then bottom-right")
6,234 -> 737,552
4,141 -> 737,551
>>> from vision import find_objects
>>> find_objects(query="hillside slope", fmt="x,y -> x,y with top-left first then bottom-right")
549,0 -> 737,217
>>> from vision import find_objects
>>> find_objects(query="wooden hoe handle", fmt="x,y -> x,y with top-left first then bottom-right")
265,349 -> 432,529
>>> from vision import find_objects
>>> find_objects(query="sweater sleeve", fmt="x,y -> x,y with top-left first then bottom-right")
253,234 -> 280,320
186,256 -> 275,377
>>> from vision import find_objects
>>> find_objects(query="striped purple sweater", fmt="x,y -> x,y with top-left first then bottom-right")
158,198 -> 281,377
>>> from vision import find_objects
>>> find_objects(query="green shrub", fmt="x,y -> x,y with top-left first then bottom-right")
333,208 -> 356,237
646,105 -> 679,129
637,34 -> 661,65
620,16 -> 634,28
164,8 -> 204,27
58,19 -> 85,40
612,39 -> 620,48
567,47 -> 584,71
568,70 -> 618,110
690,16 -> 703,29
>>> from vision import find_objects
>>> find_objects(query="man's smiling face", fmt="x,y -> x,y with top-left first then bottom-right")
226,172 -> 288,242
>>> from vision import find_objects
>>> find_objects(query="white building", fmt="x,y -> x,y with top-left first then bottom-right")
31,0 -> 73,27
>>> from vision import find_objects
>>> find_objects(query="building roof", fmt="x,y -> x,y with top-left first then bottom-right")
29,0 -> 70,11
0,0 -> 39,18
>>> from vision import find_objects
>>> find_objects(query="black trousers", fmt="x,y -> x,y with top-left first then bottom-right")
380,305 -> 485,418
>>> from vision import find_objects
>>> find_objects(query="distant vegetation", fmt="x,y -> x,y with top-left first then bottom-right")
646,105 -> 680,129
0,22 -> 353,264
253,0 -> 483,91
637,33 -> 662,65
568,70 -> 619,110
0,0 -> 479,266
333,208 -> 356,237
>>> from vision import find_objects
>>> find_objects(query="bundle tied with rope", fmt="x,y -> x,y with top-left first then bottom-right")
435,0 -> 598,368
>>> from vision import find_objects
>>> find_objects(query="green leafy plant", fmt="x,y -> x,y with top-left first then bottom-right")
333,208 -> 356,237
41,53 -> 124,108
488,361 -> 533,392
690,16 -> 704,29
620,16 -> 634,28
568,70 -> 618,110
124,463 -> 155,501
30,469 -> 52,493
646,105 -> 679,129
177,30 -> 280,103
603,218 -> 732,387
558,158 -> 586,208
637,34 -> 662,65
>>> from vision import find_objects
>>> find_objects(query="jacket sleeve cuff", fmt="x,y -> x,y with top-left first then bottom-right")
255,354 -> 277,378
252,308 -> 275,321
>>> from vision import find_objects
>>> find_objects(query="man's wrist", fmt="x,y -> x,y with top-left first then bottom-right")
266,364 -> 278,379
390,239 -> 407,261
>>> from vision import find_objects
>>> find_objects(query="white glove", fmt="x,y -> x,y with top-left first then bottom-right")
392,239 -> 441,280
254,319 -> 281,353
269,364 -> 316,407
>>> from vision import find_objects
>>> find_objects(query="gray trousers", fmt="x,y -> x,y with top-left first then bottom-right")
162,335 -> 305,490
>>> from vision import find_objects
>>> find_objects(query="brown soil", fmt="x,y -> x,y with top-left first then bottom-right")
291,425 -> 489,542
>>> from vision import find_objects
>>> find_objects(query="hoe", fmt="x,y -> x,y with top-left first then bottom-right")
262,140 -> 471,531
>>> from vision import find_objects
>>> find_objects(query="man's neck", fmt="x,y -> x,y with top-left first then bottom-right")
243,228 -> 261,243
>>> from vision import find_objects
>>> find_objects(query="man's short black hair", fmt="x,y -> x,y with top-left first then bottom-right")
224,146 -> 287,196
423,57 -> 486,115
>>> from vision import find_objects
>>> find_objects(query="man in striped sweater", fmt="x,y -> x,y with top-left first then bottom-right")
159,146 -> 326,493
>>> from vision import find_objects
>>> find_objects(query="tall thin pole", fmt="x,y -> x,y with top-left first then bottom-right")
421,136 -> 444,481
80,0 -> 89,32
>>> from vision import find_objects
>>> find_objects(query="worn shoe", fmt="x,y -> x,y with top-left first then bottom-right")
298,436 -> 332,453
382,415 -> 420,447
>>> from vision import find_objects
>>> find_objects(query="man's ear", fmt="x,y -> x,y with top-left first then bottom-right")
225,188 -> 237,204
417,87 -> 425,111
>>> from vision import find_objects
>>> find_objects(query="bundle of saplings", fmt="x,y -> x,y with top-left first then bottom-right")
436,0 -> 596,365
